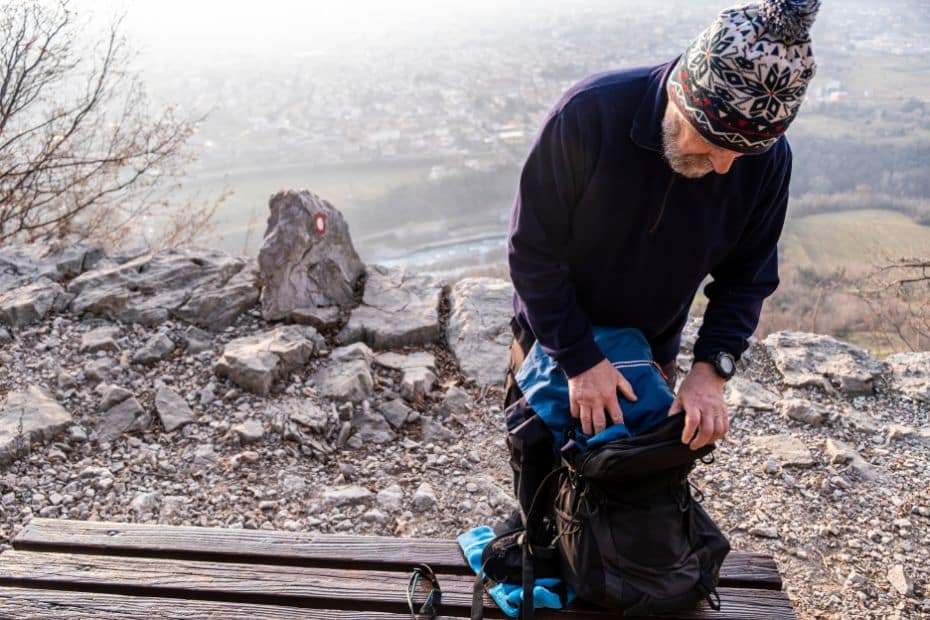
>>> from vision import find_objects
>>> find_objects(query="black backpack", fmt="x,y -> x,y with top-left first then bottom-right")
472,397 -> 730,619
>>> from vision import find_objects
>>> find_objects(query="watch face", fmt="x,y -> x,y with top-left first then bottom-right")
718,354 -> 735,376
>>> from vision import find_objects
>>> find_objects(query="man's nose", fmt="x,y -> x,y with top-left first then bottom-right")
709,150 -> 739,174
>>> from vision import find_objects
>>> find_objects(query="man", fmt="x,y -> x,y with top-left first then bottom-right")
504,0 -> 820,452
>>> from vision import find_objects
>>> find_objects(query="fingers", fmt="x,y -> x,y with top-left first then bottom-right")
616,373 -> 638,402
606,394 -> 624,426
668,395 -> 682,417
580,404 -> 592,436
690,411 -> 716,451
570,392 -> 580,419
592,406 -> 608,435
687,409 -> 731,450
681,402 -> 700,445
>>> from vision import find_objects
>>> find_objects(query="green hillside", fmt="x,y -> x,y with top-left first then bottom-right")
780,208 -> 930,273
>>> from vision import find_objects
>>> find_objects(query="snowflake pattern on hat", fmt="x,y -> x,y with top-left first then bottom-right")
668,0 -> 819,154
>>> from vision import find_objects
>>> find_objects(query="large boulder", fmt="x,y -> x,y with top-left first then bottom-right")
258,190 -> 365,321
0,386 -> 73,464
214,325 -> 321,395
67,247 -> 255,329
339,265 -> 444,349
0,242 -> 104,295
884,351 -> 930,403
0,278 -> 65,327
312,360 -> 374,404
174,259 -> 260,329
446,277 -> 514,386
763,331 -> 885,396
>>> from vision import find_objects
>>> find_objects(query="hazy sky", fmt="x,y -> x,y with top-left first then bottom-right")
77,0 -> 573,55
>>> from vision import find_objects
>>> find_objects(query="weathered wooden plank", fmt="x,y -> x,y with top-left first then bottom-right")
0,586 -> 466,619
14,519 -> 781,589
0,550 -> 795,619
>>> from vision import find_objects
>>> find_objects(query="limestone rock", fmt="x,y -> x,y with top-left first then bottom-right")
725,377 -> 780,411
419,416 -> 457,444
67,247 -> 252,328
258,190 -> 364,321
132,333 -> 176,365
838,406 -> 881,433
338,265 -> 444,349
412,482 -> 437,511
175,259 -> 260,329
824,438 -> 878,480
373,350 -> 437,401
80,326 -> 121,353
884,351 -> 930,403
323,485 -> 373,507
351,411 -> 395,445
436,386 -> 472,418
0,386 -> 73,464
180,326 -> 213,354
777,397 -> 827,427
312,359 -> 373,403
374,351 -> 435,372
401,366 -> 437,402
214,325 -> 319,395
887,564 -> 913,596
0,242 -> 102,289
285,399 -> 331,435
98,385 -> 133,412
96,395 -> 149,443
292,305 -> 342,330
0,278 -> 65,327
377,483 -> 404,512
130,491 -> 160,518
331,342 -> 374,366
154,387 -> 195,432
748,434 -> 815,468
763,331 -> 885,395
446,277 -> 514,386
233,419 -> 264,444
380,399 -> 414,430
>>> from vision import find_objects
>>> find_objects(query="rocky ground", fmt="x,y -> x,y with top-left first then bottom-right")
1,190 -> 929,619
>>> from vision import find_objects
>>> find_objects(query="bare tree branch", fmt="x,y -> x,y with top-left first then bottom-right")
0,0 -> 222,249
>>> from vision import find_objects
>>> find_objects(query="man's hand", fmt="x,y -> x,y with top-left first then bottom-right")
668,361 -> 730,450
568,358 -> 638,436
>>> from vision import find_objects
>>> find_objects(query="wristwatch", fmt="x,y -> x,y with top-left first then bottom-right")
708,351 -> 737,381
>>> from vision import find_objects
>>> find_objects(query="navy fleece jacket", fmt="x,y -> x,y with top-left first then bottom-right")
507,57 -> 791,377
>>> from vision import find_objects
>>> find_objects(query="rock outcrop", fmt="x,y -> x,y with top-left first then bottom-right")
338,265 -> 444,349
67,247 -> 258,329
214,325 -> 322,395
0,386 -> 72,464
258,190 -> 365,322
446,277 -> 514,387
763,331 -> 886,395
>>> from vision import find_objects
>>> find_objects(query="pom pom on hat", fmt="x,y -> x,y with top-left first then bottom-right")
760,0 -> 821,42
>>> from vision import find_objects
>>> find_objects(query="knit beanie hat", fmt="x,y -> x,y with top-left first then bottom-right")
667,0 -> 821,154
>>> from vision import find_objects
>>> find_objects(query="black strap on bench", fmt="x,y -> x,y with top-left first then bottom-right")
407,563 -> 442,619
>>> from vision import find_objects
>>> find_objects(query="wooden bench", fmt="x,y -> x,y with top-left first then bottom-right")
0,518 -> 796,618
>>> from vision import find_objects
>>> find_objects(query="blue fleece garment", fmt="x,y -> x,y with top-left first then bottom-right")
515,325 -> 674,450
457,525 -> 576,617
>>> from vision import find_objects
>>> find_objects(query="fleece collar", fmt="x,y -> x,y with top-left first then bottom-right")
629,55 -> 681,153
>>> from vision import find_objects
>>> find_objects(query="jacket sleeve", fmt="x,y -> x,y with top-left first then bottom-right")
507,104 -> 605,378
692,141 -> 793,364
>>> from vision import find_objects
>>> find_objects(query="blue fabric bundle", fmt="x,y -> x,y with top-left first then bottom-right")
514,325 -> 675,451
458,526 -> 576,617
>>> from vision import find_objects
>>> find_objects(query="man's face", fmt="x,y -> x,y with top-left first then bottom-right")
661,93 -> 743,178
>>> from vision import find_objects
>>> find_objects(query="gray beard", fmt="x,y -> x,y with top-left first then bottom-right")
661,107 -> 714,179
